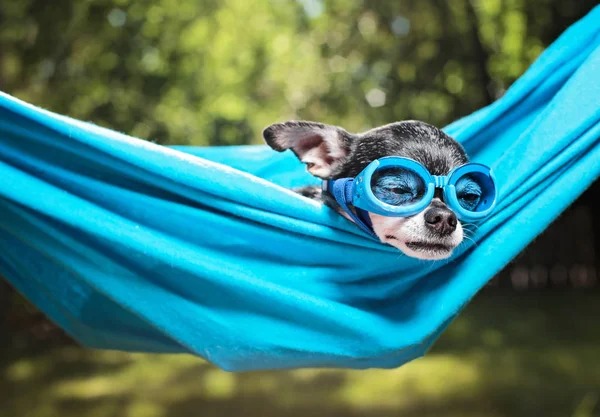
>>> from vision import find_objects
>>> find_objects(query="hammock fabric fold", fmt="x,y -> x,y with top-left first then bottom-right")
1,7 -> 599,371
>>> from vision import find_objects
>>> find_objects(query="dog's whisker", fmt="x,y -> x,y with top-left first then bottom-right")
461,234 -> 479,249
463,222 -> 480,233
425,258 -> 440,274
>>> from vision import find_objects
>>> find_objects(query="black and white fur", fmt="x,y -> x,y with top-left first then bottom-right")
263,120 -> 468,260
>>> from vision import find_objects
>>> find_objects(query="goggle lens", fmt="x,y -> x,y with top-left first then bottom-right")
370,166 -> 426,206
454,171 -> 495,212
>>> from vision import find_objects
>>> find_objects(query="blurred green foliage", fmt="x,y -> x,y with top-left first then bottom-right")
2,291 -> 599,417
0,0 -> 597,146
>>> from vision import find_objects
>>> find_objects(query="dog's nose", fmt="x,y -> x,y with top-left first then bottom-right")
424,207 -> 457,235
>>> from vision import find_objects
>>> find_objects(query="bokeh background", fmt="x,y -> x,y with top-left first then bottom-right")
1,1 -> 599,417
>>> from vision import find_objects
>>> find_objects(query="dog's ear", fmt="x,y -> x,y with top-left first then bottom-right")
262,121 -> 353,178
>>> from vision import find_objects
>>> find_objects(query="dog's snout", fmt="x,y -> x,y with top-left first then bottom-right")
424,207 -> 457,235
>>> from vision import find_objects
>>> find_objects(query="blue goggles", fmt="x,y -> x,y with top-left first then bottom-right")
322,157 -> 497,237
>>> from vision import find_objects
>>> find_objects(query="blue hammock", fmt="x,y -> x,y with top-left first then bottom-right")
1,7 -> 599,372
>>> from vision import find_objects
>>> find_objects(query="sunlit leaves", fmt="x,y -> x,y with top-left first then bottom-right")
0,0 -> 596,145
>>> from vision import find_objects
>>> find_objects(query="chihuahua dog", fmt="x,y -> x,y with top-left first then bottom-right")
263,120 -> 470,260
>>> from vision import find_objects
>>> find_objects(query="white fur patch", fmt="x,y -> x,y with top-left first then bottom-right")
301,146 -> 331,177
276,126 -> 347,178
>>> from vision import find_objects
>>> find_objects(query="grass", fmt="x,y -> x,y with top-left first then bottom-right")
1,290 -> 599,417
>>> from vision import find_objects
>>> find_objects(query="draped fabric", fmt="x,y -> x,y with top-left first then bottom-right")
1,7 -> 599,371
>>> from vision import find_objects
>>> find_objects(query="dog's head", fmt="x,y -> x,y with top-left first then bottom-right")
263,120 -> 469,260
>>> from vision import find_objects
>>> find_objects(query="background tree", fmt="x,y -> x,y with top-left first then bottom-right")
1,0 -> 597,145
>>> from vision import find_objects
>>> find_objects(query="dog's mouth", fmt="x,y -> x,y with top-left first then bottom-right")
406,241 -> 453,254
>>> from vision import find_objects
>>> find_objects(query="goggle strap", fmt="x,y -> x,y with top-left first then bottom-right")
326,179 -> 377,238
